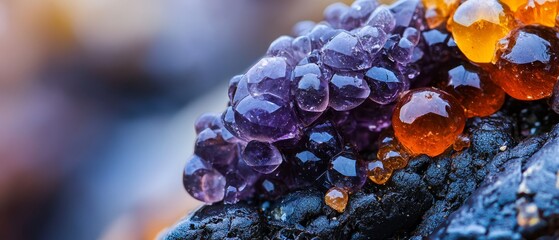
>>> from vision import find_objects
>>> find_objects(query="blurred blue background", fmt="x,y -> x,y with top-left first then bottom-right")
0,0 -> 354,239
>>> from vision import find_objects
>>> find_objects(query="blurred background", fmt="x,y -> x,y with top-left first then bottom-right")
0,0 -> 355,239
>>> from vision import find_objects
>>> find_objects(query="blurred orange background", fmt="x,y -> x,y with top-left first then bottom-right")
0,0 -> 358,240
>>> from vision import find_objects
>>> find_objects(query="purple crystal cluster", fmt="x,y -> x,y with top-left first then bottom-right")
184,0 -> 438,204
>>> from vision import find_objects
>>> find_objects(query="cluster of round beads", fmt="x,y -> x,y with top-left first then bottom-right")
183,0 -> 559,212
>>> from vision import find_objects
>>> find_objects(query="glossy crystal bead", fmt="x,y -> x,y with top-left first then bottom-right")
392,88 -> 466,157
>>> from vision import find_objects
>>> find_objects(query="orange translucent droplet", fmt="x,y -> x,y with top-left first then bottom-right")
440,61 -> 505,117
392,88 -> 466,157
377,130 -> 410,169
366,160 -> 393,185
422,0 -> 460,28
448,0 -> 515,63
325,187 -> 349,213
515,0 -> 559,27
453,133 -> 471,151
491,25 -> 559,100
500,0 -> 526,11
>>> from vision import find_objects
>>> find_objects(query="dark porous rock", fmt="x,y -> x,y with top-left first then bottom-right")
163,103 -> 559,240
160,203 -> 265,240
430,125 -> 559,240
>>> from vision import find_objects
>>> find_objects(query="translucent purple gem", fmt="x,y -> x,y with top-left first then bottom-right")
295,108 -> 323,127
305,121 -> 342,159
266,36 -> 295,60
242,141 -> 283,174
222,106 -> 247,141
246,57 -> 292,99
234,94 -> 301,142
292,36 -> 312,61
366,6 -> 396,34
308,24 -> 342,49
293,63 -> 330,112
232,75 -> 250,107
292,20 -> 315,37
357,26 -> 388,56
228,75 -> 243,105
291,150 -> 326,181
321,31 -> 372,71
194,113 -> 221,134
183,155 -> 226,203
223,172 -> 252,204
328,72 -> 371,111
194,128 -> 238,167
324,3 -> 350,29
389,0 -> 424,29
403,27 -> 420,45
365,66 -> 407,104
340,0 -> 379,30
326,149 -> 366,193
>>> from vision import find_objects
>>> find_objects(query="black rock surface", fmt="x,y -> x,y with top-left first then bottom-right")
160,100 -> 559,240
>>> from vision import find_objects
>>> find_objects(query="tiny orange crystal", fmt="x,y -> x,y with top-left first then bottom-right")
491,25 -> 559,100
453,133 -> 471,151
325,187 -> 349,213
440,61 -> 505,117
366,160 -> 393,185
392,88 -> 466,157
377,131 -> 410,169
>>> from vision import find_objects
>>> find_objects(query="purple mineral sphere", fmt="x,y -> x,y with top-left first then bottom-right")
340,0 -> 379,30
266,36 -> 295,61
324,2 -> 350,29
194,113 -> 221,134
242,141 -> 283,174
293,63 -> 330,113
183,155 -> 226,203
308,24 -> 342,49
329,72 -> 371,111
357,26 -> 388,56
326,149 -> 367,193
390,37 -> 416,64
365,66 -> 407,104
293,20 -> 316,37
321,31 -> 372,71
246,57 -> 292,99
292,36 -> 312,62
234,94 -> 301,142
295,108 -> 323,127
223,172 -> 253,204
366,6 -> 396,34
194,128 -> 238,167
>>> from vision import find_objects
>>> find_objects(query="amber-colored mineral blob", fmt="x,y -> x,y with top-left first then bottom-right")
448,0 -> 515,63
325,187 -> 349,213
500,0 -> 526,11
377,130 -> 410,169
515,0 -> 559,27
453,133 -> 471,151
440,61 -> 505,117
392,88 -> 466,157
366,160 -> 393,185
422,0 -> 459,28
491,25 -> 559,100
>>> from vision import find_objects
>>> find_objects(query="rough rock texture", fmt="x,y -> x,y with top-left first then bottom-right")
430,125 -> 559,240
161,101 -> 559,240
